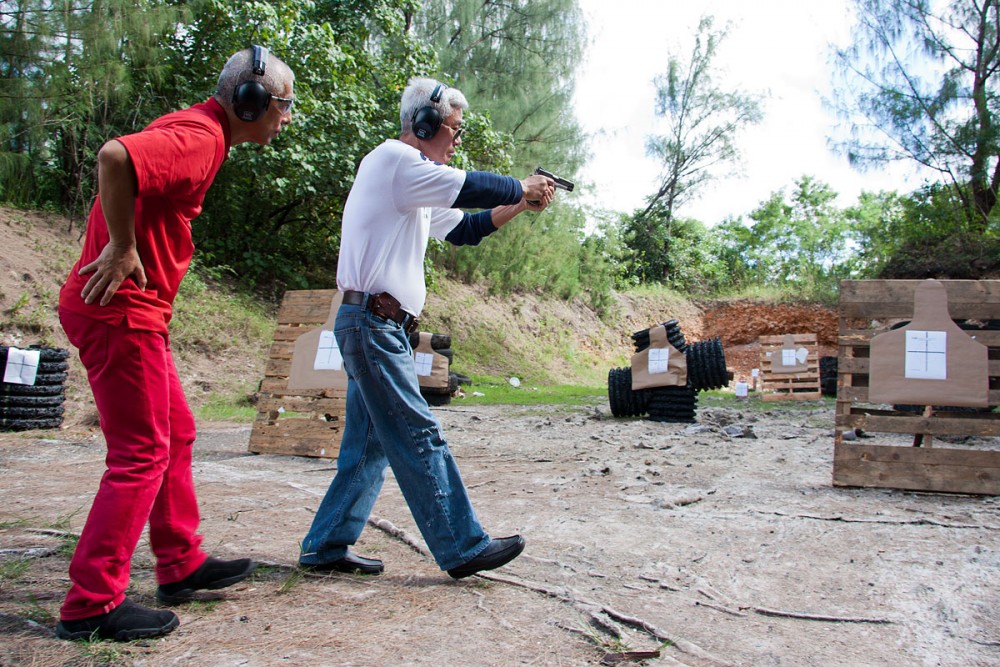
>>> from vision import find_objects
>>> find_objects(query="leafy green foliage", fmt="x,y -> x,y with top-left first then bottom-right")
833,0 -> 1000,233
0,0 -> 181,217
623,16 -> 763,287
414,0 -> 610,309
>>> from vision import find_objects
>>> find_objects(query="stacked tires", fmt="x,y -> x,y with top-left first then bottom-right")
819,356 -> 838,397
607,320 -> 728,423
0,346 -> 68,431
408,332 -> 462,406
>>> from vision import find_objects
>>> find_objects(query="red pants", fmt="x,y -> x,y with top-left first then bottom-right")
59,309 -> 206,620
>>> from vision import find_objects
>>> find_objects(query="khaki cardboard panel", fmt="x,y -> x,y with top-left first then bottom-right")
769,333 -> 809,374
414,331 -> 450,389
287,292 -> 349,391
868,280 -> 989,408
631,325 -> 687,390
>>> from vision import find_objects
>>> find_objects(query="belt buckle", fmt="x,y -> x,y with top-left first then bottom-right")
404,317 -> 420,335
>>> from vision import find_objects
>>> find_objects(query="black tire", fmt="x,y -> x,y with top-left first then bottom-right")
1,359 -> 70,374
607,368 -> 623,417
409,332 -> 452,350
0,416 -> 63,431
0,382 -> 65,397
0,346 -> 70,362
420,372 -> 459,396
608,367 -> 631,417
424,392 -> 452,406
0,393 -> 65,408
452,372 -> 472,386
433,348 -> 455,364
819,356 -> 838,397
0,405 -> 64,419
27,372 -> 68,386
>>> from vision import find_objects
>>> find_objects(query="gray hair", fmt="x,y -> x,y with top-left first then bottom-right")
214,47 -> 295,110
399,77 -> 468,134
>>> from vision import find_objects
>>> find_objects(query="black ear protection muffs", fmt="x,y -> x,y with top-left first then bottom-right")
232,45 -> 271,122
411,83 -> 446,140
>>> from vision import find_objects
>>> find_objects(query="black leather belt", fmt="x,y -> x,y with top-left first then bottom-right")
342,290 -> 419,334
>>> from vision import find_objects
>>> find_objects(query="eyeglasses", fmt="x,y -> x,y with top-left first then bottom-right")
271,94 -> 295,114
443,123 -> 464,143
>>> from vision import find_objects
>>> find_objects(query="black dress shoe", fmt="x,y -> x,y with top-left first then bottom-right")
56,597 -> 179,641
300,550 -> 384,575
447,535 -> 525,579
156,556 -> 256,604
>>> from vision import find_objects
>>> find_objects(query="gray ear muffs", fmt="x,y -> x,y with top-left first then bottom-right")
411,83 -> 446,139
232,45 -> 271,122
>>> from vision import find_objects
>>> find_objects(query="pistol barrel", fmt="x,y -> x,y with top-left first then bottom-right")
534,167 -> 575,192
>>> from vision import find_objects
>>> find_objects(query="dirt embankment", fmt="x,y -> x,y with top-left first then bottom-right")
0,208 -> 841,431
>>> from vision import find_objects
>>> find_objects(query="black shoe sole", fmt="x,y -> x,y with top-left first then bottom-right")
56,615 -> 180,642
155,560 -> 257,604
299,560 -> 384,575
448,537 -> 525,579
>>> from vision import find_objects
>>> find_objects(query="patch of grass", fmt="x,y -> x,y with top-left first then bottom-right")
79,640 -> 135,666
697,390 -> 835,413
171,261 -> 275,358
195,392 -> 258,422
21,594 -> 55,624
0,557 -> 32,582
459,375 -> 606,406
278,568 -> 304,594
180,599 -> 221,613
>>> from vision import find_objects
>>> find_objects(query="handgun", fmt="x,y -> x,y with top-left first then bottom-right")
527,167 -> 574,206
534,167 -> 574,192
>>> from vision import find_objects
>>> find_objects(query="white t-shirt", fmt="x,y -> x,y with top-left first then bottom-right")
337,140 -> 466,316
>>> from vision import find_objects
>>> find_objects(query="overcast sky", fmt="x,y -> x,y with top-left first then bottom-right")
572,0 -> 933,223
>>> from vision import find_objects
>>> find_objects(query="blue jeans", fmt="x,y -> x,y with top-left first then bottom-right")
299,302 -> 490,570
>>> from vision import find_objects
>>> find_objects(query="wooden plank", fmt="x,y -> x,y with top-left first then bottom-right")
839,280 -> 1000,319
261,377 -> 346,393
839,329 -> 1000,347
836,411 -> 1000,437
274,290 -> 339,324
837,385 -> 1000,405
255,395 -> 346,414
248,431 -> 340,459
762,391 -> 822,402
758,333 -> 820,345
832,442 -> 1000,494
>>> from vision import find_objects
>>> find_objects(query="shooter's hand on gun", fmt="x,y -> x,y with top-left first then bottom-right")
525,167 -> 574,208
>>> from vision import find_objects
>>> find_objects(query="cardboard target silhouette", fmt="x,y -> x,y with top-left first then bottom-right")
868,280 -> 989,408
630,324 -> 687,390
413,332 -> 450,389
287,292 -> 349,391
769,333 -> 809,374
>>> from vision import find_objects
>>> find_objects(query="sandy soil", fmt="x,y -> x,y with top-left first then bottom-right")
1,397 -> 999,667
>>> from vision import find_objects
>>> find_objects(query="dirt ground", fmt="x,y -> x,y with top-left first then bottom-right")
2,398 -> 999,667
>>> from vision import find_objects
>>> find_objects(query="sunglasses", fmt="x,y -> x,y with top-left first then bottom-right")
271,94 -> 295,114
443,123 -> 464,142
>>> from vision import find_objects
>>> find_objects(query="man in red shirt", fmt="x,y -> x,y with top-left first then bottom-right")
55,46 -> 294,642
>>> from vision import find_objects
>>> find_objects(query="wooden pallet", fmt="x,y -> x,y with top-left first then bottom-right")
758,333 -> 822,401
248,289 -> 345,459
833,279 -> 1000,494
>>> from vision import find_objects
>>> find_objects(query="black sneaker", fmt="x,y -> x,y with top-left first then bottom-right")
56,598 -> 179,641
155,556 -> 256,605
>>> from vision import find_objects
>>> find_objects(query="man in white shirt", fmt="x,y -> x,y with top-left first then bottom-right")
299,77 -> 554,578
